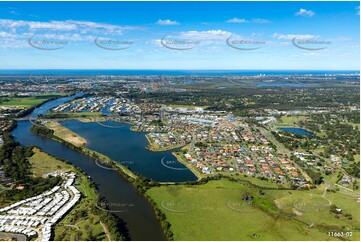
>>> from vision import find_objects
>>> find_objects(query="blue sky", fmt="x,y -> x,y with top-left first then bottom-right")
0,1 -> 359,70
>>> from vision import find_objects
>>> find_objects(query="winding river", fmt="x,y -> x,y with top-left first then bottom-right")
11,94 -> 192,240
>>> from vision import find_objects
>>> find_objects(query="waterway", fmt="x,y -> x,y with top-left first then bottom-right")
11,94 -> 166,240
279,127 -> 314,136
61,120 -> 197,182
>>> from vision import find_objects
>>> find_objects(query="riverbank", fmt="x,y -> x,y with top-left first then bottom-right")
29,121 -> 175,240
28,147 -> 124,241
145,133 -> 187,152
41,112 -> 107,123
45,119 -> 200,182
13,120 -> 167,240
45,122 -> 87,147
34,121 -> 138,180
171,148 -> 204,181
28,119 -> 361,241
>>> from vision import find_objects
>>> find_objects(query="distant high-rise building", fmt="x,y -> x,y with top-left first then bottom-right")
159,107 -> 165,120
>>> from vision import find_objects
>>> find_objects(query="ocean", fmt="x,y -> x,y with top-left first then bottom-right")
0,69 -> 359,76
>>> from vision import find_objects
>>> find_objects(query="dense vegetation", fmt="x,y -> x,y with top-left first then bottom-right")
30,124 -> 55,138
302,112 -> 360,161
128,86 -> 359,115
0,132 -> 61,201
271,130 -> 320,152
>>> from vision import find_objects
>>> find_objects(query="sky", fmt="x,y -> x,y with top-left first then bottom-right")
0,1 -> 359,70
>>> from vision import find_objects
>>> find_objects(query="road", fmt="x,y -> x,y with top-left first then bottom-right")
259,127 -> 313,183
259,127 -> 290,156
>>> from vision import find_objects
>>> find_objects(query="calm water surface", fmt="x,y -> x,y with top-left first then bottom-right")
279,127 -> 314,136
61,120 -> 197,182
11,96 -> 166,240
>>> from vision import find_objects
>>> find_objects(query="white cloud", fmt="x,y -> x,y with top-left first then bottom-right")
227,18 -> 270,23
272,33 -> 317,40
0,31 -> 17,38
179,30 -> 231,40
296,8 -> 315,17
156,19 -> 180,25
227,18 -> 247,23
0,19 -> 139,34
252,18 -> 270,23
152,30 -> 232,50
0,19 -> 141,49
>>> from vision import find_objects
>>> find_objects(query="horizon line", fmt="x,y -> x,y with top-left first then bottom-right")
0,69 -> 359,71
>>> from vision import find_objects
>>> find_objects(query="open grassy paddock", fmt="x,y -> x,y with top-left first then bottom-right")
45,122 -> 87,147
0,97 -> 50,108
273,116 -> 308,128
28,148 -> 74,177
146,178 -> 360,241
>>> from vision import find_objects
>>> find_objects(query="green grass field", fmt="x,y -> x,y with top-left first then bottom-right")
43,112 -> 106,123
28,148 -> 113,241
222,173 -> 281,189
146,179 -> 360,241
28,148 -> 74,177
273,116 -> 308,128
0,97 -> 49,108
354,155 -> 360,163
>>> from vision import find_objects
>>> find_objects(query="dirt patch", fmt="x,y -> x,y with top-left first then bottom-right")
274,199 -> 282,209
292,208 -> 303,216
64,133 -> 87,147
47,122 -> 87,147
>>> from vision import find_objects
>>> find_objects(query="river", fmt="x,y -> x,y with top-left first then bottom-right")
11,94 -> 168,240
61,120 -> 197,182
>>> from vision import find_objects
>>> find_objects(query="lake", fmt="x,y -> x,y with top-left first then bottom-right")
279,127 -> 314,136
